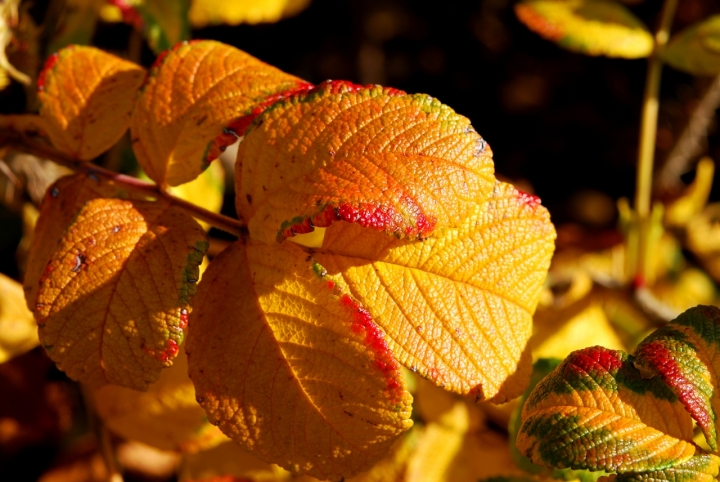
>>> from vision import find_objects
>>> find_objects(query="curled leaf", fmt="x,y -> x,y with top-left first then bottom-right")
30,195 -> 207,390
94,349 -> 225,453
38,45 -> 145,160
236,81 -> 495,244
0,273 -> 39,363
313,181 -> 555,400
633,306 -> 720,451
663,16 -> 720,76
517,346 -> 697,473
131,40 -> 311,186
186,241 -> 413,480
515,0 -> 653,58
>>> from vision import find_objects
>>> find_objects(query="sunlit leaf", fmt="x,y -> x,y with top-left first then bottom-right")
167,160 -> 225,231
517,346 -> 697,473
649,268 -> 716,315
633,306 -> 720,451
94,349 -> 225,452
0,273 -> 38,364
131,40 -> 311,186
30,193 -> 207,390
189,0 -> 310,27
614,454 -> 720,481
23,173 -> 142,311
37,45 -> 145,160
186,240 -> 413,480
312,181 -> 555,400
236,81 -> 495,245
514,0 -> 653,58
663,16 -> 720,76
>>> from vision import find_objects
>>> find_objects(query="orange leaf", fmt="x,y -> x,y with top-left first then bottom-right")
186,240 -> 413,480
312,181 -> 556,400
24,173 -> 146,312
236,81 -> 495,244
131,40 -> 311,186
31,196 -> 207,390
38,45 -> 145,160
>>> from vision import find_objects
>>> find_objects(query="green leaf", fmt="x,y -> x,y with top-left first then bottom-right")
514,0 -> 653,58
663,15 -> 720,76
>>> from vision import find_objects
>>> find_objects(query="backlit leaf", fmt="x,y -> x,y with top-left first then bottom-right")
167,160 -> 225,231
312,181 -> 555,400
38,45 -> 145,160
131,40 -> 311,186
189,0 -> 310,27
24,173 -> 141,311
514,0 -> 653,58
236,81 -> 495,245
614,454 -> 720,481
633,305 -> 720,451
31,196 -> 207,390
663,16 -> 720,76
0,273 -> 38,363
517,346 -> 697,473
186,240 -> 413,480
94,349 -> 225,453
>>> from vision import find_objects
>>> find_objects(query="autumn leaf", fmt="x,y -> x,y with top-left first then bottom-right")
663,16 -> 720,76
26,179 -> 207,390
186,240 -> 413,481
633,306 -> 720,451
131,40 -> 312,186
310,181 -> 555,400
189,0 -> 310,27
517,346 -> 699,473
94,349 -> 225,453
514,0 -> 653,58
179,441 -> 290,482
38,45 -> 145,160
613,454 -> 720,481
165,160 -> 225,231
236,81 -> 495,245
0,273 -> 39,363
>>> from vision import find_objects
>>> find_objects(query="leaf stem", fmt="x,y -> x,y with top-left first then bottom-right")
0,133 -> 245,237
634,0 -> 678,284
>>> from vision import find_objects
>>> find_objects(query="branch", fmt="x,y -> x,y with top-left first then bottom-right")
0,132 -> 245,237
656,74 -> 720,194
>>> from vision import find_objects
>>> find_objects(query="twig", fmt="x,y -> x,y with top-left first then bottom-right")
0,132 -> 245,237
656,74 -> 720,194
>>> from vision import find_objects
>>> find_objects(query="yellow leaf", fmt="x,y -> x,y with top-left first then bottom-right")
189,0 -> 310,27
131,40 -> 311,186
167,160 -> 225,231
24,173 -> 144,312
686,202 -> 720,283
449,429 -> 527,482
29,193 -> 207,390
94,349 -> 225,453
38,45 -> 145,160
664,157 -> 714,228
344,428 -> 420,482
664,16 -> 720,76
179,441 -> 290,481
515,0 -> 653,58
0,273 -> 39,364
532,292 -> 625,360
650,268 -> 716,315
236,81 -> 495,245
313,181 -> 556,400
186,241 -> 413,480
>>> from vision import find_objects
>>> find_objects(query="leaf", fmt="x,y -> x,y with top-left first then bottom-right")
312,181 -> 555,400
345,428 -> 420,482
94,349 -> 225,453
189,0 -> 310,27
633,305 -> 720,451
24,173 -> 142,311
663,16 -> 720,76
186,240 -> 413,481
614,454 -> 720,481
236,81 -> 495,245
517,346 -> 697,473
131,40 -> 312,186
47,0 -> 98,54
514,0 -> 653,58
179,441 -> 290,482
0,273 -> 38,363
166,160 -> 225,231
30,194 -> 208,390
109,0 -> 190,54
37,45 -> 145,160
